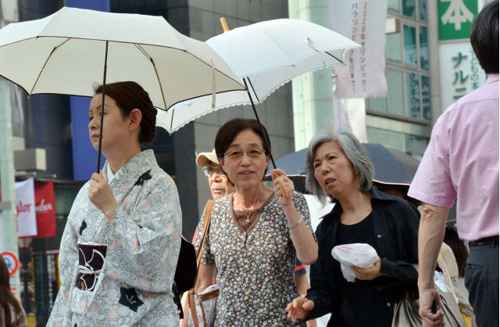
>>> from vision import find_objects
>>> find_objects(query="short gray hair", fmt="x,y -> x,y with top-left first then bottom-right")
305,131 -> 374,202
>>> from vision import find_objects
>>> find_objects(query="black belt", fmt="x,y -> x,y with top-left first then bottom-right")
469,235 -> 499,247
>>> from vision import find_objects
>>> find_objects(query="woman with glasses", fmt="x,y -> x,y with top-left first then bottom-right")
195,118 -> 318,326
177,150 -> 233,326
198,150 -> 235,200
192,150 -> 235,252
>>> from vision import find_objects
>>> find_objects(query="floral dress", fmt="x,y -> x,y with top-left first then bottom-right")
199,191 -> 313,327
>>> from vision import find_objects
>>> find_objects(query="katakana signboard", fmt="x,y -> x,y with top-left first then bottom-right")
438,0 -> 478,40
439,43 -> 485,109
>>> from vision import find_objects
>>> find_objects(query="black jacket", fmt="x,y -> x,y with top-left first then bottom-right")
306,188 -> 419,323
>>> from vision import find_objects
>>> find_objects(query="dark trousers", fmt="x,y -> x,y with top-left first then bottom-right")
464,244 -> 499,327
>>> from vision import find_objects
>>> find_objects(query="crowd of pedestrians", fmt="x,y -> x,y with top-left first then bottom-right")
1,2 -> 496,327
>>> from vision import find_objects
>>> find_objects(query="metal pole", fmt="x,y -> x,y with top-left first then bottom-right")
96,40 -> 109,172
242,78 -> 277,168
428,0 -> 442,125
0,79 -> 20,296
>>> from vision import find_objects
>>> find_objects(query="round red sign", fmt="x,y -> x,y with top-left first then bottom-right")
1,251 -> 20,276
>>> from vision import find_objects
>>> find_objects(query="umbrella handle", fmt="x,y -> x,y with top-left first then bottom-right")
96,40 -> 109,173
242,78 -> 277,169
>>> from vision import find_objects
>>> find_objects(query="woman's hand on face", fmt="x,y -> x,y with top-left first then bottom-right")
286,295 -> 315,321
88,172 -> 118,222
352,257 -> 382,280
272,169 -> 295,207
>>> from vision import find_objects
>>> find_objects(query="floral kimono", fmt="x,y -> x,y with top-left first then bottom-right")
47,150 -> 182,327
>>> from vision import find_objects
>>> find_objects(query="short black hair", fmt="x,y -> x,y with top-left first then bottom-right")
95,81 -> 157,143
214,118 -> 272,160
470,0 -> 499,74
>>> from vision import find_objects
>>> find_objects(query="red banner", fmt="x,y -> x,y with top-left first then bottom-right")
35,181 -> 57,238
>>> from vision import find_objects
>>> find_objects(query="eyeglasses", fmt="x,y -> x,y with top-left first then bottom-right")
223,147 -> 266,161
202,166 -> 225,177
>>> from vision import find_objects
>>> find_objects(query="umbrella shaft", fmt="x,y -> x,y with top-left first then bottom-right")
97,41 -> 110,173
243,78 -> 276,169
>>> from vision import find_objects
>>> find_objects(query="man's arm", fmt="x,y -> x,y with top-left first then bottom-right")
418,203 -> 448,326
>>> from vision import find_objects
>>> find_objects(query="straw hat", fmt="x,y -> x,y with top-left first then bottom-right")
195,149 -> 219,168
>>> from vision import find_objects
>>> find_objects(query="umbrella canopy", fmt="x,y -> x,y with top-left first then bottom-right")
268,143 -> 419,188
0,7 -> 244,111
158,18 -> 359,133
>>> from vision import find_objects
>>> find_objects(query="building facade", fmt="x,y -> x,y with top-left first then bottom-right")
289,0 -> 487,160
366,0 -> 433,158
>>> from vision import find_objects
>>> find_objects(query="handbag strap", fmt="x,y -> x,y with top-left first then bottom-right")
187,289 -> 209,327
188,200 -> 214,327
187,200 -> 215,327
196,200 -> 214,270
188,290 -> 201,327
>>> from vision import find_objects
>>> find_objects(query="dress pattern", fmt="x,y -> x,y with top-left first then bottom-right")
47,150 -> 182,327
199,191 -> 313,327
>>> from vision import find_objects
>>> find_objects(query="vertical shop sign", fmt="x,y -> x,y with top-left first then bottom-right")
15,178 -> 37,237
439,43 -> 485,108
35,181 -> 57,238
332,0 -> 388,97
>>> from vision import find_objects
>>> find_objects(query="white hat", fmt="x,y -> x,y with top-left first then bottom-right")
195,149 -> 219,168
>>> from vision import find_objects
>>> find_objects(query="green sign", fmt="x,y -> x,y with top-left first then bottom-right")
438,0 -> 478,40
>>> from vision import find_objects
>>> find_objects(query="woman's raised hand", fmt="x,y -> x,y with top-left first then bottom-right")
286,295 -> 315,321
271,169 -> 295,207
89,172 -> 118,222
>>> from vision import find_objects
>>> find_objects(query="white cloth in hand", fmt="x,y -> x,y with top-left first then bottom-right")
331,243 -> 379,282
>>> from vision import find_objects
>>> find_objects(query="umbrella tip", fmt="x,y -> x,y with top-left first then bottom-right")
219,17 -> 230,33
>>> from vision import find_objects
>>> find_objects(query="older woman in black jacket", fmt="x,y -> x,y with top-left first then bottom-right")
286,132 -> 419,327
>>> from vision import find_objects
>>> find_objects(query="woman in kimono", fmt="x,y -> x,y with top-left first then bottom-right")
47,81 -> 182,327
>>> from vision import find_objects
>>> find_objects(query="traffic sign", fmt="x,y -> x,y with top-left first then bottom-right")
1,251 -> 20,276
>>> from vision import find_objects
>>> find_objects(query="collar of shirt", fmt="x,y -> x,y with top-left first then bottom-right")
486,74 -> 499,83
106,163 -> 116,183
325,187 -> 402,218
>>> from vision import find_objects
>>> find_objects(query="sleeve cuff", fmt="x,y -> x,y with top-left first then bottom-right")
407,189 -> 455,208
380,257 -> 394,276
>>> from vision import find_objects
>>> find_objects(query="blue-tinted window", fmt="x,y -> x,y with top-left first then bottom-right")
405,72 -> 421,119
419,0 -> 428,21
404,25 -> 417,65
402,0 -> 416,17
421,75 -> 432,120
420,26 -> 430,70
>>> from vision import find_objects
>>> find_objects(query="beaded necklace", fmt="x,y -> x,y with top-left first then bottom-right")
232,192 -> 273,232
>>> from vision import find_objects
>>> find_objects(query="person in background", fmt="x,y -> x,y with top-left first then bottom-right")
287,131 -> 419,327
196,118 -> 318,326
47,81 -> 182,326
0,258 -> 26,327
178,150 -> 235,326
407,2 -> 498,326
192,149 -> 235,252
